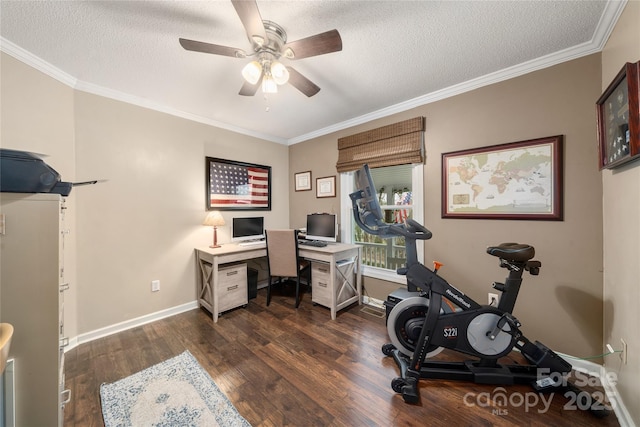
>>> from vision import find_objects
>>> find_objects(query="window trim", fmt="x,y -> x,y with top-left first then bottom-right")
340,164 -> 424,284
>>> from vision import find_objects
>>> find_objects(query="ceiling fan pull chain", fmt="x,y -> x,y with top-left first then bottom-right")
264,94 -> 270,112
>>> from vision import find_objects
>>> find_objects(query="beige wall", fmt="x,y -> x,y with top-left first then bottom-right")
0,54 -> 79,338
3,6 -> 639,417
1,53 -> 289,335
289,140 -> 341,230
290,54 -> 604,359
72,93 -> 289,333
600,1 -> 640,424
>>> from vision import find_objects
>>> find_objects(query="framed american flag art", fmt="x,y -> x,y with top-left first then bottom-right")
205,157 -> 271,211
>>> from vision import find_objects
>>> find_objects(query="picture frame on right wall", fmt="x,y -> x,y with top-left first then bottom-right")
596,61 -> 640,170
442,135 -> 564,221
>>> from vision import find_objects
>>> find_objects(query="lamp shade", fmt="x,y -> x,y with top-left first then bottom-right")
271,61 -> 289,85
262,74 -> 278,93
241,61 -> 262,85
203,211 -> 225,227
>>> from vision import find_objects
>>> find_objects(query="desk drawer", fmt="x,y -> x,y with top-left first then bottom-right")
311,262 -> 331,306
218,264 -> 248,313
311,260 -> 357,308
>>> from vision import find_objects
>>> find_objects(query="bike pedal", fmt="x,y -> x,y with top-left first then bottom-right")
531,376 -> 560,392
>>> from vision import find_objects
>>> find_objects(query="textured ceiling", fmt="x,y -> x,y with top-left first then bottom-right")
0,1 -> 625,144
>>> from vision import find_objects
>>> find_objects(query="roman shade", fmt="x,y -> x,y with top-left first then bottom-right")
336,116 -> 425,173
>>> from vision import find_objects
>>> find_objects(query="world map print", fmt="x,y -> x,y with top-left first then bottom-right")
446,142 -> 555,215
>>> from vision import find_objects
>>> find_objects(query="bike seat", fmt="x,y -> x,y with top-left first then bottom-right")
486,243 -> 535,262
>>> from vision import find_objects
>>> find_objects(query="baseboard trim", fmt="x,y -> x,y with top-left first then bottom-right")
68,300 -> 199,351
65,298 -> 632,426
554,354 -> 632,426
600,366 -> 634,427
362,296 -> 385,309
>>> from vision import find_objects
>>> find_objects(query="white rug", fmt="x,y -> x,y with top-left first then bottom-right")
100,350 -> 251,427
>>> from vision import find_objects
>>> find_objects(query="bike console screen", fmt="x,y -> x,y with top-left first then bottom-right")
353,164 -> 384,225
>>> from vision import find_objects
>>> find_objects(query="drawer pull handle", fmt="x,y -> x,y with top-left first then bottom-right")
60,283 -> 70,292
318,268 -> 328,273
227,285 -> 239,291
60,337 -> 69,348
318,282 -> 327,288
226,271 -> 238,276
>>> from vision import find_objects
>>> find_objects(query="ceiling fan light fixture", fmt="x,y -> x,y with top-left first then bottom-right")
270,61 -> 289,85
262,74 -> 277,93
179,1 -> 343,98
251,35 -> 265,46
241,60 -> 262,85
283,48 -> 295,59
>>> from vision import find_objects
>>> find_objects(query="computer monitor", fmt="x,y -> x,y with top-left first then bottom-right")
306,213 -> 337,243
231,216 -> 265,243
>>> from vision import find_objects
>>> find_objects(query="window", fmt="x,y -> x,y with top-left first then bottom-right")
340,164 -> 424,284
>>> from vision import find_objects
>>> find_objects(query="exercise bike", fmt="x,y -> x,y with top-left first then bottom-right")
349,164 -> 608,416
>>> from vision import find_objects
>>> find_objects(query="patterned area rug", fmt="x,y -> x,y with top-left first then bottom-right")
100,350 -> 251,427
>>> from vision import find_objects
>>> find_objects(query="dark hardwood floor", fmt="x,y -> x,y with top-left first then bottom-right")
64,287 -> 620,426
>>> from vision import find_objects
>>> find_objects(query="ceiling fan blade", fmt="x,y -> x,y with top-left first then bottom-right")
179,38 -> 246,58
286,67 -> 320,97
231,0 -> 267,49
239,73 -> 263,96
282,29 -> 342,60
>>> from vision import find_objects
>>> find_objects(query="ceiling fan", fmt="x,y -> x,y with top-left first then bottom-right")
179,0 -> 342,97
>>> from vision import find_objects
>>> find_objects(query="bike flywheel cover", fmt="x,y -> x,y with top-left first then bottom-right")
387,296 -> 444,358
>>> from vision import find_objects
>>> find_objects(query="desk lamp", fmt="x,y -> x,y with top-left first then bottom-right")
203,211 -> 225,248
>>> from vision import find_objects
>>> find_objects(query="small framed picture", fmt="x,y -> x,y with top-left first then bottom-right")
316,175 -> 336,198
294,171 -> 312,191
596,61 -> 640,170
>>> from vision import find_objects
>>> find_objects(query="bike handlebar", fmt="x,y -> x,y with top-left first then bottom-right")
350,190 -> 432,240
381,218 -> 433,241
350,190 -> 433,271
403,218 -> 432,240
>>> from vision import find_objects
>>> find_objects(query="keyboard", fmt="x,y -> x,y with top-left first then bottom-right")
238,240 -> 265,246
298,240 -> 327,247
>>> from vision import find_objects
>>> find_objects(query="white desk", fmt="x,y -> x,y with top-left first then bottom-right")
195,242 -> 362,322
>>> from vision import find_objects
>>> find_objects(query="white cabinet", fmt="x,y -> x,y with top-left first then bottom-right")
311,259 -> 357,309
0,193 -> 69,426
195,246 -> 251,322
217,263 -> 248,313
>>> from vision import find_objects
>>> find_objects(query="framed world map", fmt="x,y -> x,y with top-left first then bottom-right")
441,136 -> 563,220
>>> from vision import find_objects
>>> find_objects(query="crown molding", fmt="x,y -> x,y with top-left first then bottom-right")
0,37 -> 77,87
288,42 -> 597,145
1,0 -> 626,147
287,0 -> 627,145
0,36 -> 287,146
73,79 -> 288,145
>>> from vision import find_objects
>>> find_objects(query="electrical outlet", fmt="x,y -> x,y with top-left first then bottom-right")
151,280 -> 160,292
488,292 -> 499,306
621,338 -> 627,364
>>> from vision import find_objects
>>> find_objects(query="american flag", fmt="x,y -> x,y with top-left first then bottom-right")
209,162 -> 270,208
394,191 -> 412,224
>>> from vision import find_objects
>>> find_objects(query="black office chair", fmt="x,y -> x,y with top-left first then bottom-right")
265,229 -> 311,308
